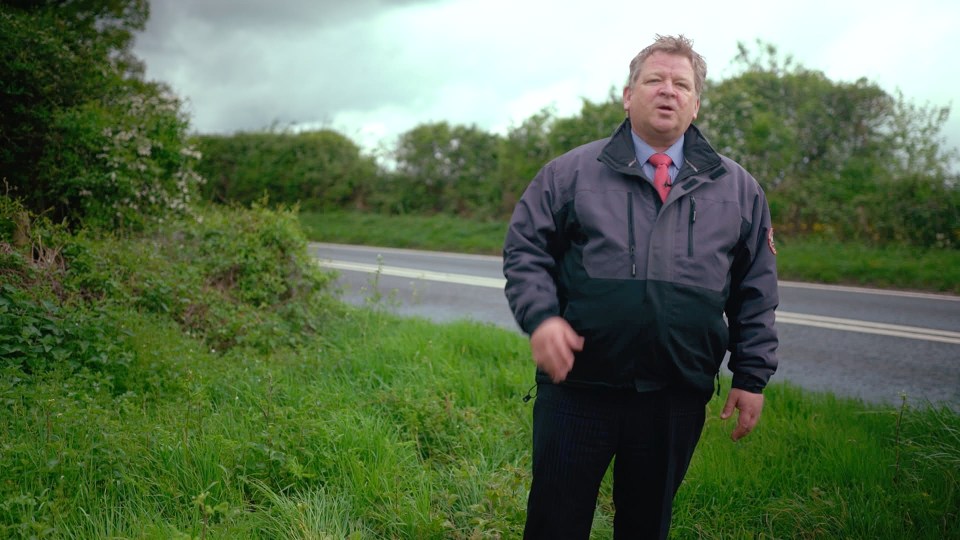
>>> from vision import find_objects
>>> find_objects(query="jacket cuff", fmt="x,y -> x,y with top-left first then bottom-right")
731,372 -> 766,394
523,312 -> 557,336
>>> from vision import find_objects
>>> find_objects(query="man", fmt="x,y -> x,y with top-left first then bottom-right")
502,34 -> 779,539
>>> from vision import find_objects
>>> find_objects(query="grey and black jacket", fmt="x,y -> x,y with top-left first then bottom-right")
503,119 -> 779,397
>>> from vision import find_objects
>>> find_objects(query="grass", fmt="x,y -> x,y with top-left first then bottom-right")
2,203 -> 956,538
299,210 -> 960,294
2,305 -> 957,539
298,211 -> 509,256
773,236 -> 960,293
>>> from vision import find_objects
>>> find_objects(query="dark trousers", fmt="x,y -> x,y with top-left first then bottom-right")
523,383 -> 707,540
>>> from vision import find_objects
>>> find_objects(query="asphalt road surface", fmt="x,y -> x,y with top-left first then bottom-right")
310,242 -> 960,411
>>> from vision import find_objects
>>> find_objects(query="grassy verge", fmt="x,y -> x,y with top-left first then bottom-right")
2,306 -> 957,538
299,210 -> 960,294
299,211 -> 508,256
3,201 -> 956,538
773,236 -> 960,293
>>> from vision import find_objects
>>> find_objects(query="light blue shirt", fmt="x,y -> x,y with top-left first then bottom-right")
630,131 -> 685,186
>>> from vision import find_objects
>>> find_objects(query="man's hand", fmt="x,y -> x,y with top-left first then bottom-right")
720,388 -> 765,441
529,317 -> 584,383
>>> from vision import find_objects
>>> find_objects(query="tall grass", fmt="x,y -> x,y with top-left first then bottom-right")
299,210 -> 960,294
3,201 -> 956,538
2,305 -> 957,538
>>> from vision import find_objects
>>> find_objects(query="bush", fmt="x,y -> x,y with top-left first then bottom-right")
193,130 -> 379,211
0,195 -> 338,384
0,3 -> 204,230
61,201 -> 337,354
0,197 -> 133,386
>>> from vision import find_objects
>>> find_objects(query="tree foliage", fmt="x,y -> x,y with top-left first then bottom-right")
148,36 -> 957,249
699,40 -> 959,246
496,108 -> 557,215
193,129 -> 378,211
546,90 -> 625,154
0,1 -> 202,229
384,122 -> 502,218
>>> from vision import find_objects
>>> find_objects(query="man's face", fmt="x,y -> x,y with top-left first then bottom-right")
622,51 -> 701,150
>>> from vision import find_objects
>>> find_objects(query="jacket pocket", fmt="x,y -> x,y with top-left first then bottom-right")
574,190 -> 638,279
673,197 -> 741,292
687,196 -> 696,257
628,193 -> 636,276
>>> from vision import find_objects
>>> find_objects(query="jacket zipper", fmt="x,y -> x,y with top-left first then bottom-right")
688,196 -> 697,257
628,193 -> 636,276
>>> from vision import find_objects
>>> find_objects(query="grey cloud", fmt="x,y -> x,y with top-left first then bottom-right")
144,0 -> 445,36
135,0 -> 456,133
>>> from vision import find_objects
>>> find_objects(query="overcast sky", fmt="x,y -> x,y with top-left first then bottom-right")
133,0 -> 960,159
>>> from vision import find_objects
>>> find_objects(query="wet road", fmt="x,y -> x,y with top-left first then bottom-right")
311,242 -> 960,410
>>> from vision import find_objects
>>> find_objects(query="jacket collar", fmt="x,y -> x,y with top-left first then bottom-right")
598,119 -> 722,181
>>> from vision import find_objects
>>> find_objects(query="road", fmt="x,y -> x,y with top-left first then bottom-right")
310,242 -> 960,410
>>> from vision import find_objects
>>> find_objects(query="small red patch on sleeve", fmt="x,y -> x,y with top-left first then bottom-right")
767,228 -> 777,255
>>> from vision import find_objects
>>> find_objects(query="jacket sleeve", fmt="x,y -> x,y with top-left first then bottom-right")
502,162 -> 566,335
725,182 -> 780,393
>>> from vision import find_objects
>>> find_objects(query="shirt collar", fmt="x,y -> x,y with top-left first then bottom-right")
630,130 -> 685,169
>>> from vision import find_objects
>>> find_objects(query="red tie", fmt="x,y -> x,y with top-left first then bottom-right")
649,153 -> 672,202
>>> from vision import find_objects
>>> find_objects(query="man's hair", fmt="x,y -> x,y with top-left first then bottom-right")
626,34 -> 707,96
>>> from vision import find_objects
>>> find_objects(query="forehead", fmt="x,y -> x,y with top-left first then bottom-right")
639,51 -> 695,77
